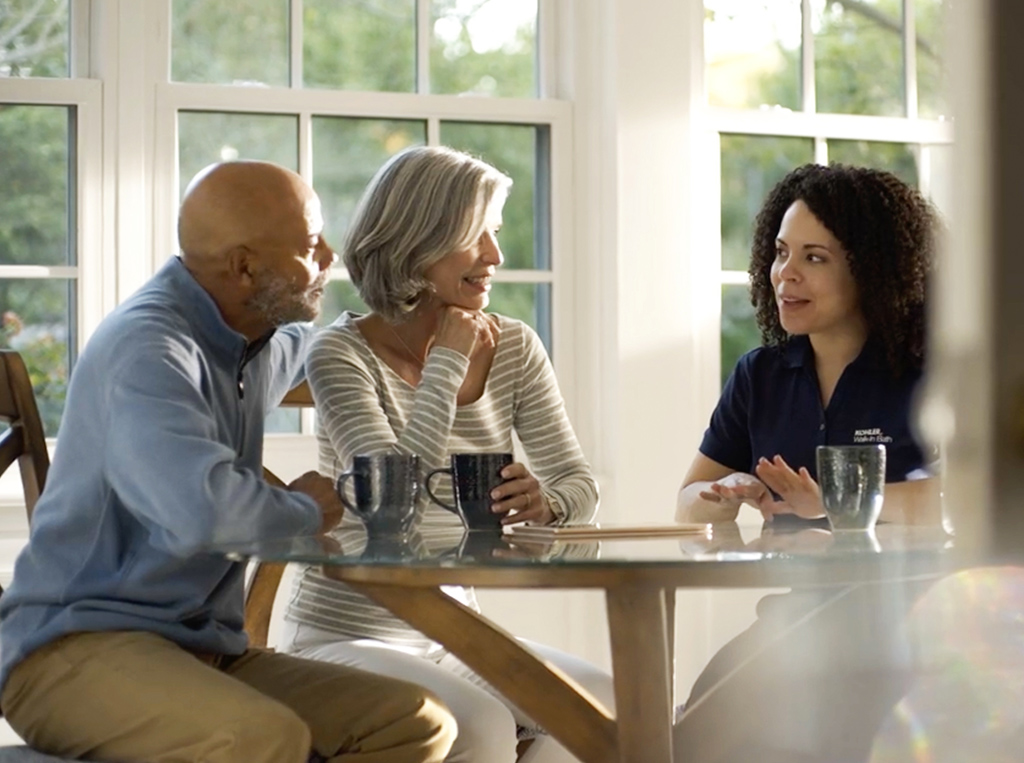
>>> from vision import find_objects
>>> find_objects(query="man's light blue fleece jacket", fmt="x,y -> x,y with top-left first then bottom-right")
0,257 -> 322,691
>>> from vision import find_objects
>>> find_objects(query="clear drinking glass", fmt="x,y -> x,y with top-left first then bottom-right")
816,445 -> 886,532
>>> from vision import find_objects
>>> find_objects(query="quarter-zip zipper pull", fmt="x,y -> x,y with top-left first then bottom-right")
237,329 -> 275,400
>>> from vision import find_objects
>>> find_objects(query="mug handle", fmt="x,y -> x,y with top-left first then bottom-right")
424,468 -> 459,514
334,471 -> 359,514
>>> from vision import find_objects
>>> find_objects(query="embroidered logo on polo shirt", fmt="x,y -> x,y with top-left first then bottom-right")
853,428 -> 893,444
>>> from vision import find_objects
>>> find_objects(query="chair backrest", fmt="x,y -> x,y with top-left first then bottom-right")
0,350 -> 49,524
245,380 -> 313,648
280,380 -> 313,407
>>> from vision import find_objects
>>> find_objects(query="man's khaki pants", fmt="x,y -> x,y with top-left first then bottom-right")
1,631 -> 456,763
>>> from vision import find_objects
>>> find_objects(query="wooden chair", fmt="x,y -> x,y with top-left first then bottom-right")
0,350 -> 84,761
0,351 -> 49,534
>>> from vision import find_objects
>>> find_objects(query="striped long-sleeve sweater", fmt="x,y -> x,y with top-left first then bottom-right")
283,311 -> 599,652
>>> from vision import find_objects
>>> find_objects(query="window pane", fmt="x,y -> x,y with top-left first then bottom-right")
814,0 -> 905,116
431,0 -> 537,97
0,106 -> 71,266
704,0 -> 801,110
0,279 -> 73,436
720,134 -> 814,271
178,112 -> 299,198
172,0 -> 289,86
320,279 -> 369,325
721,283 -> 759,387
439,122 -> 547,271
916,0 -> 949,119
0,0 -> 69,77
265,408 -> 300,433
489,283 -> 551,353
827,140 -> 919,187
312,117 -> 426,247
304,0 -> 415,92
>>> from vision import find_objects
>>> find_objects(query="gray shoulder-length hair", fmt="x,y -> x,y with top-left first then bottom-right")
343,145 -> 513,322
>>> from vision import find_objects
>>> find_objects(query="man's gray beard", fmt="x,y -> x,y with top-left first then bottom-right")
248,271 -> 326,326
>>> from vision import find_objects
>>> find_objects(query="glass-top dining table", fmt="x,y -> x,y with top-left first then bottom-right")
216,522 -> 961,763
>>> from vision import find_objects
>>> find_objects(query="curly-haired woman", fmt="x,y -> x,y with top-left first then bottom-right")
672,164 -> 944,762
676,162 -> 941,527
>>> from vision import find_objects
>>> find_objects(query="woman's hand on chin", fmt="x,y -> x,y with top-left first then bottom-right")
434,306 -> 496,357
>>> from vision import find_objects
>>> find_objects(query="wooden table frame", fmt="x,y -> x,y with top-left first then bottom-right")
325,550 -> 951,763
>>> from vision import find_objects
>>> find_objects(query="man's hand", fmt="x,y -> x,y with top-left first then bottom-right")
289,471 -> 345,533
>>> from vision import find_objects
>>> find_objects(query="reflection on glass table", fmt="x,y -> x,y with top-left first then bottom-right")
214,521 -> 959,763
219,522 -> 956,583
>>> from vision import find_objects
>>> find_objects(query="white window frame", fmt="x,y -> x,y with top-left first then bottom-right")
152,0 -> 573,444
154,85 -> 573,438
701,0 -> 955,384
0,77 -> 107,335
0,0 -> 577,503
0,0 -> 575,483
0,9 -> 108,515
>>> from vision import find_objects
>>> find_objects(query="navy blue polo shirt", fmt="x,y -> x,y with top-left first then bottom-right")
700,335 -> 930,487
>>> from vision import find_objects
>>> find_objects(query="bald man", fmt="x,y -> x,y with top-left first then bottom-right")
0,162 -> 456,763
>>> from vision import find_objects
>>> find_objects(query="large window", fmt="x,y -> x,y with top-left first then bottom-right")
163,0 -> 566,434
0,1 -> 102,437
706,0 -> 953,384
0,0 -> 568,439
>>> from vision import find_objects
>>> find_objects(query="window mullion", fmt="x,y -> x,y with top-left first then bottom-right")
299,110 -> 312,181
70,0 -> 91,78
290,0 -> 304,89
720,271 -> 749,286
492,270 -> 555,283
815,136 -> 828,165
917,144 -> 931,196
416,0 -> 430,94
0,266 -> 80,279
801,0 -> 815,113
538,0 -> 557,98
904,0 -> 918,119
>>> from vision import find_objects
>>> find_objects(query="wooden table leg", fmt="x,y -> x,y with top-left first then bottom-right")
606,586 -> 674,763
663,587 -> 676,709
350,581 -> 620,763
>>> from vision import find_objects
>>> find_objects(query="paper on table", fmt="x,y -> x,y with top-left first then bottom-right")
506,522 -> 712,541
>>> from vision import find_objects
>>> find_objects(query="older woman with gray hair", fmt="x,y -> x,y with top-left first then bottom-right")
279,146 -> 611,763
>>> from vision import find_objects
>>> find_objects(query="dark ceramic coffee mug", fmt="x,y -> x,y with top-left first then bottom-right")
335,454 -> 420,536
425,452 -> 513,531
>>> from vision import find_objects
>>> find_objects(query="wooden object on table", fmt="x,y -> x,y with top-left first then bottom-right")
507,522 -> 711,542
